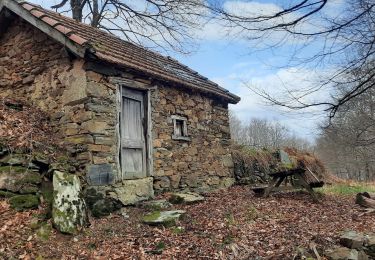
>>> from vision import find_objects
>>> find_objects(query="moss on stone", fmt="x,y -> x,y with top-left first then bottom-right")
19,185 -> 39,194
9,194 -> 39,211
16,172 -> 42,185
0,166 -> 28,174
0,190 -> 16,198
142,211 -> 161,222
52,207 -> 78,235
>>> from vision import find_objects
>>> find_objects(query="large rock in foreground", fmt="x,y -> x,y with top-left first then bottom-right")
52,171 -> 88,234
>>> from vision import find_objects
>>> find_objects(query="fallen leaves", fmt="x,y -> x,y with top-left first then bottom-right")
0,186 -> 374,259
0,98 -> 60,152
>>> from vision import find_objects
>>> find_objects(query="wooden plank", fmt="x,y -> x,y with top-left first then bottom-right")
121,87 -> 147,179
263,177 -> 279,197
146,90 -> 153,176
297,173 -> 319,202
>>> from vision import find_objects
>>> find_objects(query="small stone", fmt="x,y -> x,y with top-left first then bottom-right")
169,192 -> 204,204
325,247 -> 369,260
142,210 -> 186,226
143,199 -> 172,210
91,198 -> 122,218
22,75 -> 35,84
340,231 -> 365,249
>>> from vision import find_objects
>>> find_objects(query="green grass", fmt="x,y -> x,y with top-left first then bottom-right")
318,182 -> 375,195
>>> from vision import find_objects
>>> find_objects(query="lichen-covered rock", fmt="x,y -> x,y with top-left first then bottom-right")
110,177 -> 154,205
169,192 -> 204,204
52,171 -> 88,234
142,210 -> 186,226
340,231 -> 365,249
9,194 -> 39,211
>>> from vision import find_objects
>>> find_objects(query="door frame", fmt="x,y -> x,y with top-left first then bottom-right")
117,84 -> 153,181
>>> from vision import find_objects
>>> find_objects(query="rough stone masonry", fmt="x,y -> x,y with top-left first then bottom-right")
0,16 -> 235,202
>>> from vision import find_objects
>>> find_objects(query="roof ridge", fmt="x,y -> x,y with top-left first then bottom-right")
4,0 -> 240,103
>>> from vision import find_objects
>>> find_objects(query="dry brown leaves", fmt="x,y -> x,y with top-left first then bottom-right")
0,98 -> 59,151
1,186 -> 374,260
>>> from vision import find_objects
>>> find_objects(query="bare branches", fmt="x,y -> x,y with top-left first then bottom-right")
211,0 -> 375,120
50,0 -> 207,53
51,0 -> 69,9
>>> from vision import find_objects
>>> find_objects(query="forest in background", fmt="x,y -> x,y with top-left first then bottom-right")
229,98 -> 375,182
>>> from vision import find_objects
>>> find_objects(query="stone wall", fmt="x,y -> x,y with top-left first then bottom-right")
0,16 -> 235,196
151,85 -> 234,192
0,17 -> 119,182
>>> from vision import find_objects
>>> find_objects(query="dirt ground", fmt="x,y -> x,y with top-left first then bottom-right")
1,186 -> 374,259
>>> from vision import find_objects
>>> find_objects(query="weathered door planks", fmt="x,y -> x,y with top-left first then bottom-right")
121,87 -> 147,179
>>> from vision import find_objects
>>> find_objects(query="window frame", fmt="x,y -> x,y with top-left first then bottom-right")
171,115 -> 191,141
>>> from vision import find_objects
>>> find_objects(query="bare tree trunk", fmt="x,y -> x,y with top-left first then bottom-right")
91,0 -> 100,27
71,0 -> 83,22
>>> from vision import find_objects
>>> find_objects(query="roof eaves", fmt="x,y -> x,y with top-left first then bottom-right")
1,0 -> 87,58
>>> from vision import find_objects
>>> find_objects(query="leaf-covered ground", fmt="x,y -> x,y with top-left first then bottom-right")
1,186 -> 374,259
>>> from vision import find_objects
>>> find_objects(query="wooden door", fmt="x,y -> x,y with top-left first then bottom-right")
121,88 -> 147,179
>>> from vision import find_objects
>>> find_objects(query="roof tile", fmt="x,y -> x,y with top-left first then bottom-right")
54,24 -> 73,35
21,3 -> 34,11
68,33 -> 88,45
41,16 -> 59,27
30,9 -> 45,18
12,1 -> 240,103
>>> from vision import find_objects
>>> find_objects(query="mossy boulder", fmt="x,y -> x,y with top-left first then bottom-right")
142,210 -> 186,227
52,171 -> 89,234
0,166 -> 42,193
9,194 -> 39,211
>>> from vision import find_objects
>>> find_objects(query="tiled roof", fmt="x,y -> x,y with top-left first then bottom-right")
3,1 -> 240,103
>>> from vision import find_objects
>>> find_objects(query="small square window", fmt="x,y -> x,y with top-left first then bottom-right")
172,115 -> 190,141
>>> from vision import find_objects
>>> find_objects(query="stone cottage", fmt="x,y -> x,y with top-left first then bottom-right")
0,0 -> 240,205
